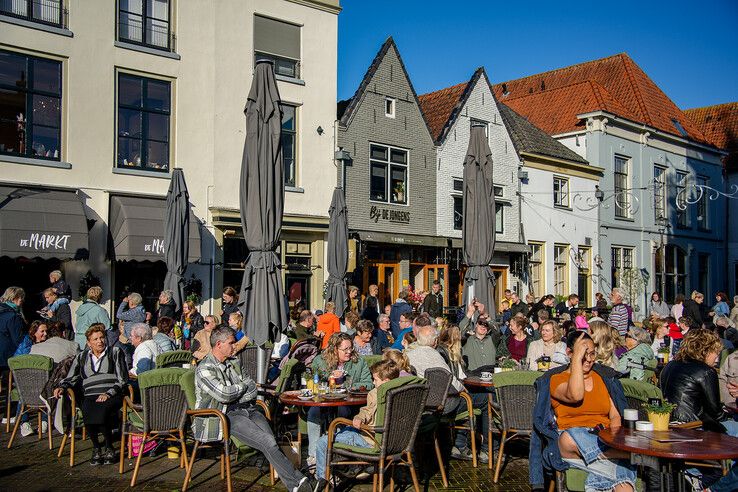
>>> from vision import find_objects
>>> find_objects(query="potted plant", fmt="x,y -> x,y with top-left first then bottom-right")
500,358 -> 518,372
657,346 -> 670,364
642,400 -> 676,431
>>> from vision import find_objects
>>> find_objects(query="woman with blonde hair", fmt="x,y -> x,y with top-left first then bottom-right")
682,290 -> 704,326
588,320 -> 618,368
192,314 -> 220,361
437,324 -> 464,378
382,348 -> 413,376
527,320 -> 567,370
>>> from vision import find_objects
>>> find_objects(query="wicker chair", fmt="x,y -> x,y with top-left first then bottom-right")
445,390 -> 479,467
119,368 -> 190,487
325,376 -> 429,492
419,367 -> 453,488
491,370 -> 541,483
237,345 -> 273,381
179,369 -> 275,492
56,387 -> 86,466
156,350 -> 194,368
7,354 -> 54,449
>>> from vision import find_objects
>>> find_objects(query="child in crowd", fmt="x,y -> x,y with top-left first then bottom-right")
574,309 -> 589,331
500,300 -> 512,328
382,349 -> 414,376
401,331 -> 416,350
314,360 -> 400,487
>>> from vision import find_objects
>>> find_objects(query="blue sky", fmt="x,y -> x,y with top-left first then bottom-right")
337,0 -> 738,109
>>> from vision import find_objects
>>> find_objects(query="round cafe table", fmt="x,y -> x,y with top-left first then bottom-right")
463,377 -> 495,470
598,427 -> 738,492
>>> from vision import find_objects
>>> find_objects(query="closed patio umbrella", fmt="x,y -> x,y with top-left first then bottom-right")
237,60 -> 287,382
163,168 -> 190,313
325,187 -> 348,316
462,124 -> 496,317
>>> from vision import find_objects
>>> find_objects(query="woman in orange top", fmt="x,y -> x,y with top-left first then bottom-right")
551,332 -> 636,492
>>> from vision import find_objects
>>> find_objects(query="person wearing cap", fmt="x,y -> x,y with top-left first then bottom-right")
616,326 -> 655,381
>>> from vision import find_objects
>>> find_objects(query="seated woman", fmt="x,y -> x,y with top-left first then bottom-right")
54,323 -> 128,466
718,348 -> 738,405
588,320 -> 618,368
152,316 -> 176,353
14,320 -> 48,356
660,328 -> 737,435
526,320 -> 567,371
497,315 -> 530,363
551,332 -> 636,492
307,333 -> 373,464
648,318 -> 670,356
352,320 -> 374,356
615,326 -> 655,381
381,349 -> 414,376
192,314 -> 220,361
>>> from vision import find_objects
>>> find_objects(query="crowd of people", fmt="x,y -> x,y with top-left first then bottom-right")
1,268 -> 738,492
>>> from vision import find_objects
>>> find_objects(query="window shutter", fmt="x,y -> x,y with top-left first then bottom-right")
254,15 -> 300,60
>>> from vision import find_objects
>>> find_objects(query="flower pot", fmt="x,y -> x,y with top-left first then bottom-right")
647,411 -> 670,431
500,367 -> 514,372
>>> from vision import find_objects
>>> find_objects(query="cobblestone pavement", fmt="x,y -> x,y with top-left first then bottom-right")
0,429 -> 533,491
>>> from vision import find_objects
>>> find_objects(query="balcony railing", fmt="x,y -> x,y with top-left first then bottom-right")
0,0 -> 67,28
117,17 -> 176,53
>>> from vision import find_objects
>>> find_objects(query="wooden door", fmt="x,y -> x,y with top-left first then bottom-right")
363,261 -> 400,309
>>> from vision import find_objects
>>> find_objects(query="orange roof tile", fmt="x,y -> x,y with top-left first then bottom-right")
492,54 -> 708,143
685,102 -> 738,170
418,81 -> 469,142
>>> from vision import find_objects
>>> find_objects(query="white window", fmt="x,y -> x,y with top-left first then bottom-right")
614,156 -> 630,218
553,244 -> 569,297
653,166 -> 666,221
385,97 -> 395,118
370,144 -> 407,204
529,242 -> 545,297
553,177 -> 569,207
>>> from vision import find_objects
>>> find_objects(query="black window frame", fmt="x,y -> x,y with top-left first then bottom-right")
281,103 -> 297,187
116,72 -> 171,172
0,0 -> 66,28
369,143 -> 408,205
0,49 -> 62,161
675,171 -> 689,228
117,0 -> 174,52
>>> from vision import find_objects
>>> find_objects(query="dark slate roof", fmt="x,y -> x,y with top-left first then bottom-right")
497,103 -> 589,164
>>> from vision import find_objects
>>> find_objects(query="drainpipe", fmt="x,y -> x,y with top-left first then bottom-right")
206,184 -> 216,315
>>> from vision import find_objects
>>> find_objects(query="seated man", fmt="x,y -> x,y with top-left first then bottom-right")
551,332 -> 635,492
194,326 -> 311,492
129,323 -> 162,377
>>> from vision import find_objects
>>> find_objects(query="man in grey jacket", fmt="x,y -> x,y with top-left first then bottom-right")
194,326 -> 310,492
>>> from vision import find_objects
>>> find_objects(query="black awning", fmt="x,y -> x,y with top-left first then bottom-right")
0,186 -> 89,260
355,230 -> 449,248
450,237 -> 530,254
109,195 -> 201,262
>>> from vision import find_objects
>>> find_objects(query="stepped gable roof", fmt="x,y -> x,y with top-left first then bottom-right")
418,67 -> 486,144
685,102 -> 738,170
497,103 -> 588,165
337,36 -> 433,139
492,53 -> 707,143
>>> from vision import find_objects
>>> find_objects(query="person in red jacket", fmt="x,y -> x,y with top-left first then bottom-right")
316,302 -> 340,349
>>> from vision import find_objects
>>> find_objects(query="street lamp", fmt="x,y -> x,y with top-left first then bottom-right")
656,216 -> 669,297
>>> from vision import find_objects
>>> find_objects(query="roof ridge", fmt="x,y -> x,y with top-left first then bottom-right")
497,53 -> 627,87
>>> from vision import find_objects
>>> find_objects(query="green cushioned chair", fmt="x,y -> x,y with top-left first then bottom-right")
120,367 -> 189,487
643,358 -> 658,383
7,354 -> 54,450
361,354 -> 382,368
620,378 -> 662,421
156,350 -> 193,368
490,370 -> 542,483
325,376 -> 429,492
179,369 -> 274,492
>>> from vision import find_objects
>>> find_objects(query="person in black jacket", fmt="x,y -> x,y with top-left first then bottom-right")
0,287 -> 26,369
421,280 -> 444,318
154,290 -> 177,324
660,328 -> 737,435
43,288 -> 73,340
681,291 -> 705,327
220,286 -> 239,322
509,292 -> 530,318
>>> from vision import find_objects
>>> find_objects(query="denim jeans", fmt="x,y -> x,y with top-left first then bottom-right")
708,464 -> 738,492
562,427 -> 636,491
453,391 -> 490,453
307,406 -> 351,458
228,406 -> 305,490
315,426 -> 371,479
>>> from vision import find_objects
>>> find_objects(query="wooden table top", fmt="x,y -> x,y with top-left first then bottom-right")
598,427 -> 738,461
463,377 -> 494,388
279,390 -> 368,407
726,401 -> 738,415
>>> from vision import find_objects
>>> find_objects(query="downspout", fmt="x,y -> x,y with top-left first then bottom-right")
206,184 -> 216,315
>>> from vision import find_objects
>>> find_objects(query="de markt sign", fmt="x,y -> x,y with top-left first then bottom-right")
369,205 -> 410,224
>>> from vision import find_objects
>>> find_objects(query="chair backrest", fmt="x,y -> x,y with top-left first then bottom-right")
423,367 -> 453,411
8,354 -> 53,407
237,345 -> 273,381
492,370 -> 541,432
179,369 -> 197,410
138,367 -> 189,432
275,358 -> 303,394
361,354 -> 382,368
377,380 -> 429,456
642,358 -> 658,382
156,350 -> 192,368
620,378 -> 663,420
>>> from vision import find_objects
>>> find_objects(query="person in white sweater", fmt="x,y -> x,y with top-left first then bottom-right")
526,320 -> 567,370
129,323 -> 162,376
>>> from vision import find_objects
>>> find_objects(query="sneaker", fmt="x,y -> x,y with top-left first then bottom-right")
312,478 -> 328,492
451,446 -> 473,461
2,416 -> 16,425
20,422 -> 33,437
103,448 -> 116,465
90,448 -> 103,466
478,451 -> 489,464
293,476 -> 312,492
305,455 -> 316,468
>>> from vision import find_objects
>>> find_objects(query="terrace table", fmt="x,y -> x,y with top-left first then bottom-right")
598,427 -> 738,492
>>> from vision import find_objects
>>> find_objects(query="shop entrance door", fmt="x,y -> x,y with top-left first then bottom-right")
424,263 -> 449,299
364,262 -> 400,310
454,266 -> 507,315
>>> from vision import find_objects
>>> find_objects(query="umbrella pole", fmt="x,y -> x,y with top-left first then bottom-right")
256,348 -> 266,385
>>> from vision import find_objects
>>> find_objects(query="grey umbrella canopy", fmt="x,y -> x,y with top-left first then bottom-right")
163,168 -> 190,312
462,125 -> 496,317
237,60 -> 288,348
325,187 -> 348,315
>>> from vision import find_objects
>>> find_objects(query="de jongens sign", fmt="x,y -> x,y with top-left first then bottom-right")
369,206 -> 410,224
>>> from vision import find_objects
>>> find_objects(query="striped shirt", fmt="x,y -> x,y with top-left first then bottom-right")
192,353 -> 257,442
60,346 -> 128,397
608,303 -> 629,335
